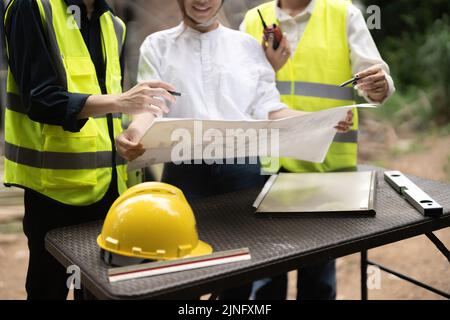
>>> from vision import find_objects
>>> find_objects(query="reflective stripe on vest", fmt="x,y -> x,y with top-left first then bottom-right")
37,0 -> 67,86
334,130 -> 358,143
244,0 -> 358,173
3,0 -> 128,205
276,81 -> 354,101
111,16 -> 126,58
5,142 -> 127,169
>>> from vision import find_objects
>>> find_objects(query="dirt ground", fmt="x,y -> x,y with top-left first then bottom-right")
1,118 -> 449,300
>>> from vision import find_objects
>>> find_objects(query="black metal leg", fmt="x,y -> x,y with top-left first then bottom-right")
361,232 -> 450,300
361,250 -> 368,300
366,261 -> 450,299
426,232 -> 450,263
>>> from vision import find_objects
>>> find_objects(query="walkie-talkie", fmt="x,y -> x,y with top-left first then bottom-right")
257,9 -> 283,50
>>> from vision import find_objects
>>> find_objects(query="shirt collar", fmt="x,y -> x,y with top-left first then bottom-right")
275,0 -> 315,22
173,22 -> 224,39
64,0 -> 111,18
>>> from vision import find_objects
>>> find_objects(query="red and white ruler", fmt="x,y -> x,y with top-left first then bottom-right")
108,248 -> 251,283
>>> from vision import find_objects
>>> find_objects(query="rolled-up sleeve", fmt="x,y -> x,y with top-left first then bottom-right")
347,4 -> 395,104
6,0 -> 89,132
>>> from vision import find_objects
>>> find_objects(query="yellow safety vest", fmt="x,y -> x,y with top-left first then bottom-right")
3,0 -> 128,205
244,0 -> 358,173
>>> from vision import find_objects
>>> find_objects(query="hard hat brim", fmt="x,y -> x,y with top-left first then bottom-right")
190,239 -> 213,257
97,234 -> 213,261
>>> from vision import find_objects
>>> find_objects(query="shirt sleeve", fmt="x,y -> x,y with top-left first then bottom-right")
5,0 -> 89,132
246,38 -> 287,120
137,37 -> 162,83
347,4 -> 396,104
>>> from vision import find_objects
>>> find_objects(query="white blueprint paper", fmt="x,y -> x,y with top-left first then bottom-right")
128,104 -> 376,170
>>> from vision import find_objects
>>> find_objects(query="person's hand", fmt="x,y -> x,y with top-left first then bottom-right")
355,65 -> 389,103
334,110 -> 354,133
116,127 -> 145,161
262,33 -> 291,72
116,81 -> 177,116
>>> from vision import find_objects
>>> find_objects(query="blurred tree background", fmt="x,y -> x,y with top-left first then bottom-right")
359,0 -> 450,130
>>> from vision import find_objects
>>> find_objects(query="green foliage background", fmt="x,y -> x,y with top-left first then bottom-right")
359,0 -> 450,128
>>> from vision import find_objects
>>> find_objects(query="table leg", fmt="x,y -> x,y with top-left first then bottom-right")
426,232 -> 450,263
361,250 -> 368,300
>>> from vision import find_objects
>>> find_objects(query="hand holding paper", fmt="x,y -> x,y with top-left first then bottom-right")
124,104 -> 375,170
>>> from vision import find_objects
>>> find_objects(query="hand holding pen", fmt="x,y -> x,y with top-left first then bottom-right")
115,81 -> 176,116
339,65 -> 389,103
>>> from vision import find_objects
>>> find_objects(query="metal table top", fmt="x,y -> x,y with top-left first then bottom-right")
45,166 -> 450,299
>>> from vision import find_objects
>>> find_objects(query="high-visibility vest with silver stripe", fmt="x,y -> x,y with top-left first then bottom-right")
3,0 -> 128,205
244,0 -> 358,173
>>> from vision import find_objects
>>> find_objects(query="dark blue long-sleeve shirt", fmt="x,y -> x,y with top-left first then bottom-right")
4,0 -> 125,132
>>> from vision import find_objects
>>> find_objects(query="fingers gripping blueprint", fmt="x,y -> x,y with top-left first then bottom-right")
128,104 -> 376,170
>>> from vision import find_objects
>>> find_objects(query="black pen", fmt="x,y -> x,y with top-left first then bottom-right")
339,76 -> 359,88
168,90 -> 182,96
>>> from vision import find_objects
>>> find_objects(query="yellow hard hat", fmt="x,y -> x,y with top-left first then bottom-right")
97,182 -> 213,262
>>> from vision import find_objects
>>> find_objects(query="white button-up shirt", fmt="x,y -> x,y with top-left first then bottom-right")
137,23 -> 286,120
240,0 -> 396,103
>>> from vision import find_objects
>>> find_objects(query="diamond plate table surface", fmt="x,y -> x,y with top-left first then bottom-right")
45,166 -> 450,299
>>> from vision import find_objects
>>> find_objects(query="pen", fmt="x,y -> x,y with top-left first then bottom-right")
339,76 -> 359,88
168,90 -> 182,96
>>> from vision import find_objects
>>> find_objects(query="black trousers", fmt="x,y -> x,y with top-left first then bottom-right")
22,180 -> 119,300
